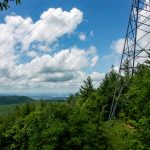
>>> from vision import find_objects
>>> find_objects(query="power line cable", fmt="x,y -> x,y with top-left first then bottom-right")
0,0 -> 67,80
0,1 -> 103,94
0,0 -> 48,45
0,0 -> 66,60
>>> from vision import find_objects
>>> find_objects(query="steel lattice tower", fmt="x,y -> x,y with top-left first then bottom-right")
109,0 -> 150,120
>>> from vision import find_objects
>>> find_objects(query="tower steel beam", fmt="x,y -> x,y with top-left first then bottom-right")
109,0 -> 150,120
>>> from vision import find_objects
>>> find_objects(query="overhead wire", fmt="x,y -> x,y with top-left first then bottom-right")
0,1 -> 104,95
0,0 -> 48,45
0,0 -> 66,61
0,0 -> 67,79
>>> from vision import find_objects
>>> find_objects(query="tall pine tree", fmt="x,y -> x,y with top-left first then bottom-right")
79,76 -> 94,102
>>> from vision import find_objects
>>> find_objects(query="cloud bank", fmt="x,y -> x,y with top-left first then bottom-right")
0,8 -> 102,94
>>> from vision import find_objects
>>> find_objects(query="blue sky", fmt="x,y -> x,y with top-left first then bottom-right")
0,0 -> 132,95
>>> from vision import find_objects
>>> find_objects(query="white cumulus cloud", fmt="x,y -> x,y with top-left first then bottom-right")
0,7 -> 104,94
0,7 -> 83,60
91,56 -> 99,67
111,38 -> 125,54
0,45 -> 100,93
78,32 -> 86,41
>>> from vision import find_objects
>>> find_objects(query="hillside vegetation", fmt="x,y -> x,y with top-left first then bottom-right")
0,64 -> 150,150
0,96 -> 33,105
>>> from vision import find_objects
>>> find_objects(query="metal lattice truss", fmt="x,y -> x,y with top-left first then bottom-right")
109,0 -> 150,119
120,0 -> 150,75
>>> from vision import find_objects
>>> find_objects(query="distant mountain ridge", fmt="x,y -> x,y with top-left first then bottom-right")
0,96 -> 33,105
30,95 -> 67,100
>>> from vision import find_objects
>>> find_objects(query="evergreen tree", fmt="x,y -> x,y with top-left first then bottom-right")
0,64 -> 150,149
67,94 -> 76,106
79,76 -> 94,102
40,100 -> 46,109
22,103 -> 31,116
15,105 -> 20,117
98,68 -> 118,119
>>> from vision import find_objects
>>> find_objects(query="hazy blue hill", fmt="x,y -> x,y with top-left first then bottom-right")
0,96 -> 33,105
29,94 -> 67,100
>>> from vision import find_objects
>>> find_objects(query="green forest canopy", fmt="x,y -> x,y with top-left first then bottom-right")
0,63 -> 150,149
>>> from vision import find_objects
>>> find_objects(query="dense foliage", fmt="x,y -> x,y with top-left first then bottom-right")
0,64 -> 150,150
0,96 -> 33,105
0,0 -> 21,11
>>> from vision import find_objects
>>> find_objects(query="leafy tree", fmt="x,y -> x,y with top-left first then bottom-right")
119,65 -> 150,149
15,105 -> 21,117
67,94 -> 77,107
40,100 -> 46,109
0,64 -> 150,149
0,0 -> 21,11
22,103 -> 31,117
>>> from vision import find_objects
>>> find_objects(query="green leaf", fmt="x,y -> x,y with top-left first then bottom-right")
16,0 -> 21,4
0,3 -> 3,11
2,2 -> 9,10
